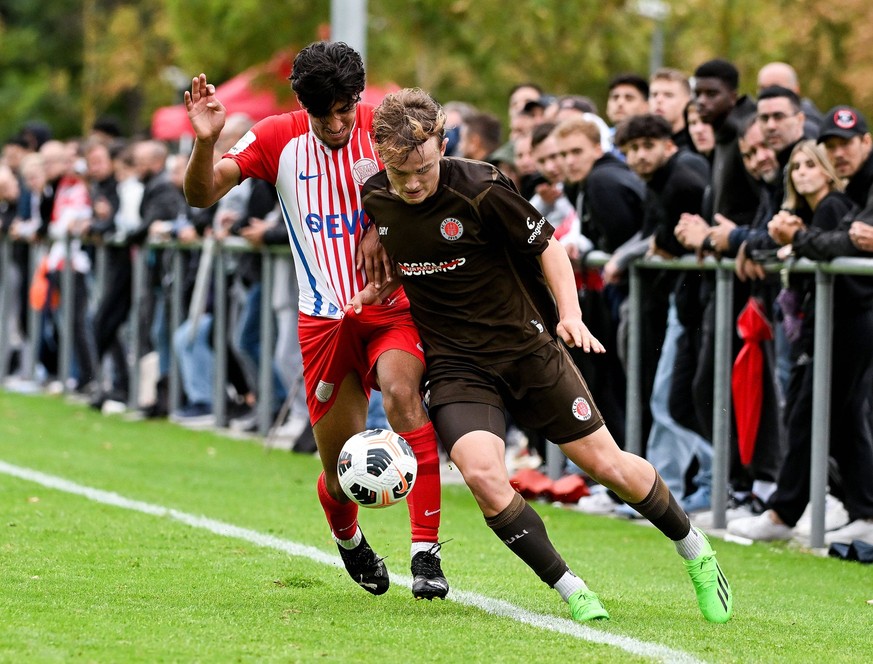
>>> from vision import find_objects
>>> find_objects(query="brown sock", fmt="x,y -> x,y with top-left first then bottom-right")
627,474 -> 691,541
485,492 -> 568,586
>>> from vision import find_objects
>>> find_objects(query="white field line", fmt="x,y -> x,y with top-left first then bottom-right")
0,460 -> 704,664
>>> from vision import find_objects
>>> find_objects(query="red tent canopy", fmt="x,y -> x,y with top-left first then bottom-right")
151,51 -> 399,141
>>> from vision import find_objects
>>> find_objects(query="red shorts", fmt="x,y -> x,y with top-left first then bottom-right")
298,289 -> 425,426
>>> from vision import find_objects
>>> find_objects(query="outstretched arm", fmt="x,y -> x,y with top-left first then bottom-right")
183,73 -> 241,208
538,236 -> 605,353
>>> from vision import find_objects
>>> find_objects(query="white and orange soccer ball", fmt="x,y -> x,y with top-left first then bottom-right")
337,429 -> 417,508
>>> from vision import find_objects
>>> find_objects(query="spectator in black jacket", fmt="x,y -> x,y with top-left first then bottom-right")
81,139 -> 132,409
734,86 -> 812,279
672,62 -> 786,519
613,113 -> 713,515
553,116 -> 646,455
555,117 -> 645,257
131,139 -> 188,417
732,87 -> 814,403
693,59 -> 760,228
676,115 -> 788,525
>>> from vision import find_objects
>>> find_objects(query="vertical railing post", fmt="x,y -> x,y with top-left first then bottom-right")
711,264 -> 734,529
169,247 -> 184,415
59,236 -> 75,392
625,262 -> 643,456
809,268 -> 834,549
128,246 -> 146,409
24,244 -> 44,381
258,249 -> 275,436
212,242 -> 228,427
0,236 -> 11,381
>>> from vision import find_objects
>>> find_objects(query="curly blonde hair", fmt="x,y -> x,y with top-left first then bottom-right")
372,88 -> 446,167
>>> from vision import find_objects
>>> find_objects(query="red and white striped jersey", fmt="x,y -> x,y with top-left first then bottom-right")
226,104 -> 381,318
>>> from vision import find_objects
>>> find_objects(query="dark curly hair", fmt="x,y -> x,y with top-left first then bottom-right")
290,41 -> 365,118
614,113 -> 673,147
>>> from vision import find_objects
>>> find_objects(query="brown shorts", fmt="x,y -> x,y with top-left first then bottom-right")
427,339 -> 604,450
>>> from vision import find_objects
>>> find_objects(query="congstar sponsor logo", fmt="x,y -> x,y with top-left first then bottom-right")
527,216 -> 547,244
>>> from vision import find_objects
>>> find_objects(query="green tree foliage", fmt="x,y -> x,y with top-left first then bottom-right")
81,0 -> 180,137
1,0 -> 181,139
367,0 -> 654,119
0,0 -> 85,139
162,0 -> 325,82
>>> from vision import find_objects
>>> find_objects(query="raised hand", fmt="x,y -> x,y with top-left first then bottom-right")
184,73 -> 227,143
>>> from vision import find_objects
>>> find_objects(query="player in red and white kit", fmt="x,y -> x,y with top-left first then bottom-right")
183,41 -> 448,599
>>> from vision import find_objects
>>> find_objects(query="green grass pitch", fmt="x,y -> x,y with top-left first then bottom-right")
0,391 -> 870,663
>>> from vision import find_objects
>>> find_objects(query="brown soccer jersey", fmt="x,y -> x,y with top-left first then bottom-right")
362,158 -> 559,376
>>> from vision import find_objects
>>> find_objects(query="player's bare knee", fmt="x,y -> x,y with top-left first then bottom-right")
586,459 -> 626,491
456,464 -> 504,499
380,379 -> 419,411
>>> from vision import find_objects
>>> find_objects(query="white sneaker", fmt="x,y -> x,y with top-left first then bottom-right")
794,494 -> 850,537
573,490 -> 619,515
727,510 -> 793,541
45,380 -> 65,395
229,412 -> 258,432
824,519 -> 873,546
101,399 -> 127,415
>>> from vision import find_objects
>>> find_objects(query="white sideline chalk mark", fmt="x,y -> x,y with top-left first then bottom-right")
0,460 -> 704,664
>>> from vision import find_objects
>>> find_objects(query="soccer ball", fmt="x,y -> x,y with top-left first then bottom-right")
337,429 -> 417,508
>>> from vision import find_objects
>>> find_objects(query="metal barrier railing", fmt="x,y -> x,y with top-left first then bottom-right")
2,233 -> 872,548
620,252 -> 872,547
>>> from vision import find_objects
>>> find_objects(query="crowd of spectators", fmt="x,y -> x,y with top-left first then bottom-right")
0,116 -> 318,453
444,58 -> 873,549
2,56 -> 873,549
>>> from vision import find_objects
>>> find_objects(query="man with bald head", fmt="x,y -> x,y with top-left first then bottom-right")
756,61 -> 822,132
129,140 -> 186,239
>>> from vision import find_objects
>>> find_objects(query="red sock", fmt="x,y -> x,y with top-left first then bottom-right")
316,472 -> 359,540
399,422 -> 441,543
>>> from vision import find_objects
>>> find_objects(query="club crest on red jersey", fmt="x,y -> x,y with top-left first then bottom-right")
352,158 -> 379,185
572,397 -> 592,421
440,217 -> 464,241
